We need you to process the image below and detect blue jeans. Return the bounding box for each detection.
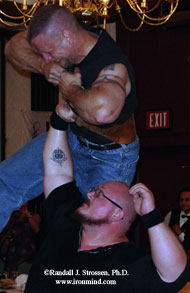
[0,133,46,232]
[68,128,140,197]
[0,130,139,232]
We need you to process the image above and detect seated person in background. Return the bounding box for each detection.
[25,118,189,292]
[0,203,40,278]
[165,188,190,260]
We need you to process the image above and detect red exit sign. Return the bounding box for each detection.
[146,110,170,130]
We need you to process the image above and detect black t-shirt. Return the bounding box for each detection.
[25,182,189,293]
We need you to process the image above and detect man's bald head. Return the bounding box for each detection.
[74,181,136,235]
[99,181,136,229]
[27,5,79,43]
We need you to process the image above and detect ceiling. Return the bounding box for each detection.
[0,0,190,31]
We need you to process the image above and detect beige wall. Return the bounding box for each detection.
[5,62,51,158]
[5,63,31,158]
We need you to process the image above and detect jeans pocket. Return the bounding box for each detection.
[91,149,123,168]
[126,155,139,170]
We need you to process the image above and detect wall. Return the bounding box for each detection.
[5,62,51,158]
[5,63,30,157]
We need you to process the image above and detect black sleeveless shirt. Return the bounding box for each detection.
[70,25,138,144]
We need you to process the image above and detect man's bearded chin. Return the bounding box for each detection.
[72,208,109,226]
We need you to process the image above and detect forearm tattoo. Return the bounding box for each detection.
[93,74,126,95]
[51,148,67,167]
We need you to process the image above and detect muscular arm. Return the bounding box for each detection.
[129,183,187,283]
[5,32,130,125]
[59,63,131,125]
[43,126,73,198]
[5,31,64,85]
[5,31,45,73]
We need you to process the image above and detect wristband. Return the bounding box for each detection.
[140,209,164,229]
[50,110,68,131]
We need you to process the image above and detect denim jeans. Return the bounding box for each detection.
[68,128,140,197]
[0,133,46,232]
[0,129,139,232]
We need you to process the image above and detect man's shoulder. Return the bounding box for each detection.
[49,181,75,192]
[43,181,83,215]
[109,241,150,262]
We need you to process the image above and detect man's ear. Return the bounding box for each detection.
[111,208,124,223]
[62,30,73,47]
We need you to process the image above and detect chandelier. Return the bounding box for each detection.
[0,0,179,31]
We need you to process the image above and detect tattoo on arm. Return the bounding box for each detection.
[51,148,67,167]
[92,74,126,95]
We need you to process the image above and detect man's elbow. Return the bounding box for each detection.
[159,257,187,283]
[94,108,120,124]
[4,41,11,58]
[4,34,17,57]
[4,40,17,66]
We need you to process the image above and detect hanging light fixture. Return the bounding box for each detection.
[0,0,179,31]
[115,0,180,31]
